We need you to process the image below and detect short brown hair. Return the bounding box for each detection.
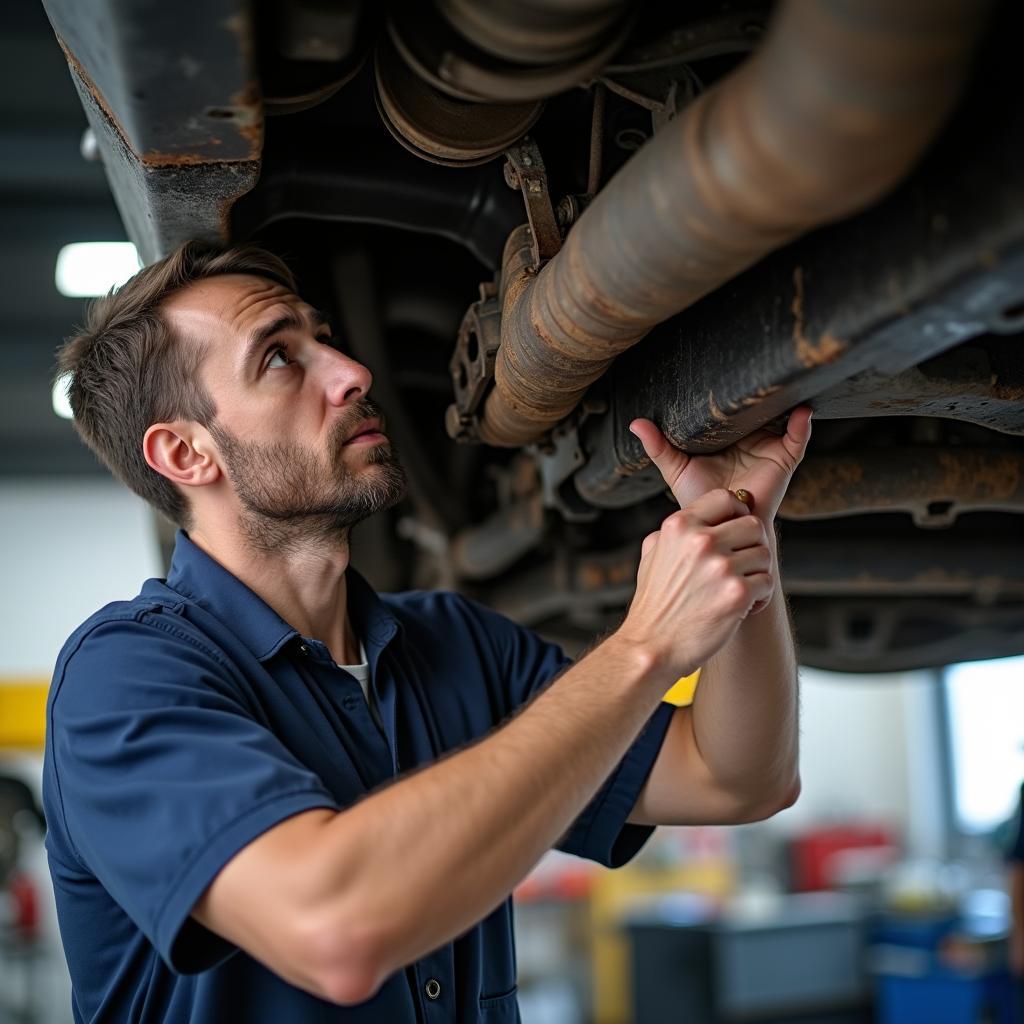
[57,239,297,528]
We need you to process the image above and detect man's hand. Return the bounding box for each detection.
[630,406,812,614]
[622,415,809,828]
[619,488,773,679]
[629,406,813,525]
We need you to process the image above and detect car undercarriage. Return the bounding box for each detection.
[41,0,1024,671]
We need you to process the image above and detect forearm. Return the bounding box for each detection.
[692,534,800,804]
[322,635,666,981]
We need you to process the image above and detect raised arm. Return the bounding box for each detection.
[193,489,771,1005]
[626,408,811,826]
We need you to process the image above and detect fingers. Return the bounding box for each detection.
[686,487,753,526]
[731,546,772,578]
[742,573,775,611]
[657,510,768,559]
[629,418,689,492]
[715,514,767,552]
[729,562,774,605]
[655,510,772,583]
[624,493,776,672]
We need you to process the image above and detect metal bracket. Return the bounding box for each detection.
[446,138,564,441]
[531,399,607,522]
[503,137,563,267]
[445,281,502,442]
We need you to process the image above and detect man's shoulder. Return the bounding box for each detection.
[47,580,252,750]
[53,580,206,685]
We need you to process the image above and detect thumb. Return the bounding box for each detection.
[783,406,814,463]
[630,418,690,493]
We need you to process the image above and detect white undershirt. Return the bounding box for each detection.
[338,641,370,701]
[338,641,382,728]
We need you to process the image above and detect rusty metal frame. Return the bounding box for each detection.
[779,449,1024,528]
[41,0,263,263]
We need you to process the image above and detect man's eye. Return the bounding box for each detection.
[266,347,290,369]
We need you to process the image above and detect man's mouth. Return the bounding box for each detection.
[342,418,387,446]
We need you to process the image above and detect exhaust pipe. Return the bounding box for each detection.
[478,0,989,447]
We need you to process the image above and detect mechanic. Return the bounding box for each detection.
[43,240,811,1023]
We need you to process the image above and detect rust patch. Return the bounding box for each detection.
[936,449,1020,501]
[739,384,782,407]
[57,35,261,166]
[781,449,1024,520]
[58,36,125,140]
[707,390,727,422]
[782,457,865,517]
[791,266,846,368]
[229,80,264,153]
[990,374,1024,401]
[790,265,806,352]
[139,149,239,166]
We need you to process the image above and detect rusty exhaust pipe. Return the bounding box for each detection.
[478,0,989,447]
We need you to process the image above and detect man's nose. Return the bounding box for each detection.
[321,346,373,406]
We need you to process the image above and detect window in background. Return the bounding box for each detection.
[945,655,1024,834]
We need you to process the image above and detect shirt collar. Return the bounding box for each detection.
[164,531,400,662]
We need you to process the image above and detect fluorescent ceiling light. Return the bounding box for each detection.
[55,241,140,298]
[52,372,74,420]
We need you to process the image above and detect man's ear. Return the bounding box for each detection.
[143,422,221,490]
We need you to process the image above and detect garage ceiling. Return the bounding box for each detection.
[0,3,125,477]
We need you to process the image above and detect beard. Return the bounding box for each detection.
[209,398,407,554]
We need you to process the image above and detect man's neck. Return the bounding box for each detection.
[188,523,359,665]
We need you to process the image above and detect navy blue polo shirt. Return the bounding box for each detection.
[43,532,674,1023]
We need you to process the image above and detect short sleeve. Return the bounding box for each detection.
[47,614,340,974]
[556,702,674,866]
[455,596,674,868]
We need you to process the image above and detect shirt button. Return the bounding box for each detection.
[298,643,310,656]
[342,695,360,711]
[425,978,441,1001]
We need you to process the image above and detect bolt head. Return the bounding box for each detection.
[556,195,579,227]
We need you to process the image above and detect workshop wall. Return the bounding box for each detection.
[770,668,948,859]
[0,478,162,676]
[0,478,161,1024]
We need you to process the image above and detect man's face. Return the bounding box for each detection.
[163,274,406,548]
